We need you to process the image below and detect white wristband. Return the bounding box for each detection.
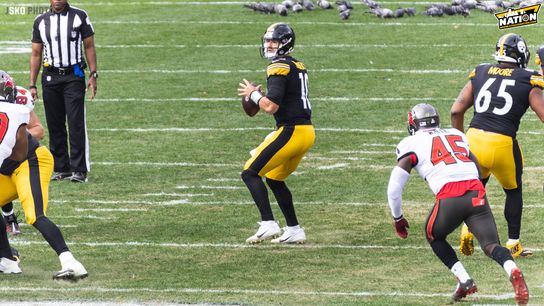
[249,90,264,105]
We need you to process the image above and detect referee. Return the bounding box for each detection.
[29,0,97,183]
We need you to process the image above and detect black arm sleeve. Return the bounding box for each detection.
[266,75,287,105]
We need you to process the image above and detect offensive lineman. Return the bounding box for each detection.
[2,82,45,235]
[0,71,87,280]
[0,78,30,273]
[451,33,544,258]
[237,23,315,244]
[387,103,528,305]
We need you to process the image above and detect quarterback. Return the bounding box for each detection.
[387,103,528,305]
[237,23,315,244]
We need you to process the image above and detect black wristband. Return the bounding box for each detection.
[393,215,404,222]
[29,85,37,90]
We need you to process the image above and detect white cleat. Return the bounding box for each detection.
[53,259,88,282]
[0,257,22,274]
[246,221,281,244]
[271,226,306,244]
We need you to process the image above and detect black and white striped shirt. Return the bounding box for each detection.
[32,4,94,68]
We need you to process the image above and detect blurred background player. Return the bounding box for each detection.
[387,103,528,305]
[0,74,45,236]
[535,45,544,76]
[237,23,315,244]
[451,33,544,258]
[0,71,88,280]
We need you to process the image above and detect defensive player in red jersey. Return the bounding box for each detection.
[388,103,529,305]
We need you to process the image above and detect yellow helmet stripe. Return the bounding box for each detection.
[498,33,514,56]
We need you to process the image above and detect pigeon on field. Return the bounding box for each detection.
[497,1,515,8]
[476,1,499,12]
[369,7,394,17]
[243,2,275,13]
[443,4,469,16]
[336,0,353,9]
[317,0,333,9]
[339,8,351,19]
[403,7,416,16]
[361,0,381,9]
[292,2,304,12]
[302,0,315,10]
[282,0,294,7]
[423,6,444,16]
[275,4,288,15]
[460,0,477,9]
[394,8,405,17]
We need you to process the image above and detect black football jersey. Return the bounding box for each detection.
[469,63,544,138]
[265,56,312,126]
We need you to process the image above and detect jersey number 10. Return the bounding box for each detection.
[298,72,311,110]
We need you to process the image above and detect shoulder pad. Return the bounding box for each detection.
[530,74,544,89]
[267,62,290,77]
[15,86,35,111]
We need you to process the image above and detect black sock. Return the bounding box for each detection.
[241,169,274,221]
[266,178,298,226]
[491,245,514,266]
[33,217,69,255]
[504,187,522,239]
[430,239,459,269]
[0,216,15,260]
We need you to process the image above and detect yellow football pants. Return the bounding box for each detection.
[244,125,315,181]
[0,146,54,224]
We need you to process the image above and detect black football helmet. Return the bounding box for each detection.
[260,23,295,59]
[0,70,15,103]
[407,103,440,135]
[494,33,530,68]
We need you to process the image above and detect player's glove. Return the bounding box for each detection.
[393,215,409,239]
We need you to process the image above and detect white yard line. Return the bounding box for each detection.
[46,199,544,209]
[8,240,544,254]
[88,161,544,173]
[143,192,214,197]
[0,287,536,301]
[176,185,244,190]
[74,208,148,212]
[87,127,544,136]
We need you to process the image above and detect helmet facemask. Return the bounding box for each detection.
[407,103,440,135]
[0,71,15,104]
[494,33,530,68]
[260,23,295,59]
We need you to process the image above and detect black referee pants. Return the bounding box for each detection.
[42,72,89,174]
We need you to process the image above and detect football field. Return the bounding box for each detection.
[1,1,544,305]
